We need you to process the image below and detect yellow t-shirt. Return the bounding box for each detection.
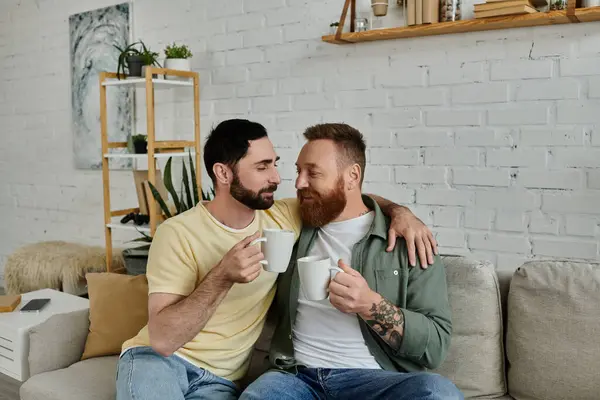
[122,198,301,381]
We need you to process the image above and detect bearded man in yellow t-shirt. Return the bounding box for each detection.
[116,119,438,400]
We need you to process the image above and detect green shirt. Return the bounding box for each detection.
[269,195,452,373]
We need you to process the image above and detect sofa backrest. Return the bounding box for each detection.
[434,255,507,398]
[506,260,600,400]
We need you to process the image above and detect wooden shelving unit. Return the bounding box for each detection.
[323,0,600,44]
[99,67,201,272]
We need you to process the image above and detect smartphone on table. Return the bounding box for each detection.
[20,298,51,313]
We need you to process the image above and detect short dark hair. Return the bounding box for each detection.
[303,123,367,184]
[204,119,268,184]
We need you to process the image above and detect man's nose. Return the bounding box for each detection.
[270,169,281,185]
[295,174,307,190]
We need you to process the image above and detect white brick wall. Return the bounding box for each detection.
[1,0,600,281]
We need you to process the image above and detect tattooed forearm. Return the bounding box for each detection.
[361,297,405,351]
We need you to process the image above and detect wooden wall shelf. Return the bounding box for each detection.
[322,7,600,44]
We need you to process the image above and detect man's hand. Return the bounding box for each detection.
[214,232,264,284]
[388,207,437,268]
[329,259,380,315]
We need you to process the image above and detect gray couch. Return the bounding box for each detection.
[19,256,600,400]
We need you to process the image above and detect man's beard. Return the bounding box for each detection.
[230,172,277,210]
[298,177,347,227]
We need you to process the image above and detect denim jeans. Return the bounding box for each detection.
[240,367,464,400]
[116,346,239,400]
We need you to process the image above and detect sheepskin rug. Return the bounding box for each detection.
[5,241,124,295]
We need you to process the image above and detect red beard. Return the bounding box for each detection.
[298,177,347,227]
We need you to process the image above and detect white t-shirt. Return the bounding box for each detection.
[292,212,381,369]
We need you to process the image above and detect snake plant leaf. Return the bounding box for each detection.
[189,150,199,205]
[148,181,172,218]
[163,157,182,214]
[182,161,193,210]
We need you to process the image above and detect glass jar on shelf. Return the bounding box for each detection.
[549,0,566,10]
[440,0,462,21]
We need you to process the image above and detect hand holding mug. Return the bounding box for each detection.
[216,232,264,284]
[329,259,380,315]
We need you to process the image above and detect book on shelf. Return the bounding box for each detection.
[475,3,537,17]
[408,0,439,25]
[484,0,546,6]
[475,0,534,11]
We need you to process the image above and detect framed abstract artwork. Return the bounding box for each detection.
[69,3,133,169]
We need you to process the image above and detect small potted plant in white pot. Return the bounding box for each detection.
[163,42,193,81]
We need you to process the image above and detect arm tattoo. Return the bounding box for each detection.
[364,298,405,351]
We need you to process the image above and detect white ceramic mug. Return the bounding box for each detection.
[250,229,295,273]
[297,256,344,301]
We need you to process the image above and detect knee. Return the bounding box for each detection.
[410,374,463,400]
[240,372,291,400]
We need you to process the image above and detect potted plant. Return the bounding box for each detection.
[123,152,214,275]
[163,42,193,81]
[372,0,389,16]
[114,40,161,79]
[131,134,147,154]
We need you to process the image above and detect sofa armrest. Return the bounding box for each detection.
[27,309,90,377]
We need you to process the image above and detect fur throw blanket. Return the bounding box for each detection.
[5,241,124,295]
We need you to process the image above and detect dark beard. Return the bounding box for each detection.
[230,172,277,210]
[298,177,347,227]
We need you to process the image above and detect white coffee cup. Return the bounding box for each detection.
[250,229,295,273]
[297,256,344,301]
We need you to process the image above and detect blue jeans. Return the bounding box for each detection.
[240,367,463,400]
[116,346,239,400]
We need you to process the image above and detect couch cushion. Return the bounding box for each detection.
[434,255,507,398]
[82,273,149,360]
[20,356,118,400]
[507,261,600,400]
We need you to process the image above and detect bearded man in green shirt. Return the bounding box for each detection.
[240,123,463,400]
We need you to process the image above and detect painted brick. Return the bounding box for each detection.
[362,183,415,204]
[551,149,600,168]
[395,167,447,184]
[520,128,585,146]
[324,73,372,92]
[374,67,426,88]
[212,66,247,84]
[293,93,335,111]
[338,90,387,109]
[429,62,484,85]
[588,76,600,98]
[433,229,467,248]
[560,58,600,77]
[372,110,422,128]
[433,207,462,228]
[226,48,264,65]
[532,239,597,259]
[244,0,286,12]
[451,83,508,104]
[393,87,446,107]
[369,149,420,165]
[542,193,600,214]
[556,101,600,124]
[488,106,549,126]
[416,189,474,206]
[469,232,531,254]
[265,7,307,26]
[476,190,539,210]
[227,13,264,32]
[529,212,560,235]
[215,99,250,114]
[201,84,236,100]
[455,129,514,147]
[453,168,510,187]
[496,211,527,232]
[487,149,546,167]
[249,62,290,80]
[208,33,243,51]
[514,79,579,101]
[237,80,277,97]
[588,171,600,189]
[491,59,553,80]
[425,148,479,166]
[252,96,291,112]
[518,169,583,190]
[565,215,597,236]
[244,27,283,47]
[465,209,495,230]
[364,166,392,183]
[280,77,321,94]
[426,110,482,127]
[396,130,453,147]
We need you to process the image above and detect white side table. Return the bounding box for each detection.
[0,289,89,381]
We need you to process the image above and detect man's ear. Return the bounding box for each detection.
[347,163,362,191]
[213,163,231,186]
